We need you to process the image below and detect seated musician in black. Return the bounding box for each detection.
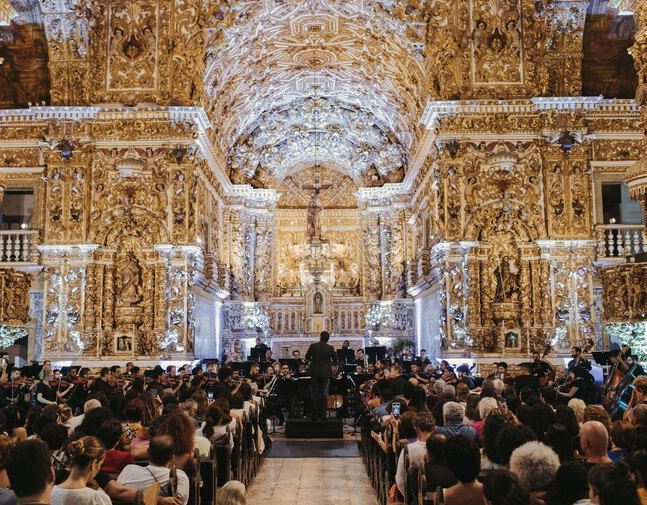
[626,355,646,376]
[264,349,277,365]
[567,346,591,372]
[291,349,305,371]
[408,363,430,385]
[456,364,475,389]
[146,366,166,395]
[266,363,295,425]
[417,349,432,367]
[90,367,113,396]
[530,351,554,381]
[556,367,588,402]
[513,363,539,395]
[354,349,366,368]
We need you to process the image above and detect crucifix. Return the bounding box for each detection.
[302,172,331,240]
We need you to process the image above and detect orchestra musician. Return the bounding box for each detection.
[456,364,475,389]
[438,360,458,385]
[416,349,432,367]
[487,362,512,381]
[626,355,646,376]
[408,363,430,385]
[530,351,555,384]
[354,349,367,368]
[567,346,592,372]
[264,349,276,366]
[291,349,305,371]
[38,360,52,381]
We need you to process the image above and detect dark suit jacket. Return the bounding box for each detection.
[306,341,337,378]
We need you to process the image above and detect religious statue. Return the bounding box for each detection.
[307,189,322,239]
[117,251,142,305]
[494,255,519,302]
[314,291,323,314]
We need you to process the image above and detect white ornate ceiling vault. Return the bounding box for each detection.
[204,0,428,189]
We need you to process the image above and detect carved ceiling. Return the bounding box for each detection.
[205,0,428,188]
[582,0,638,98]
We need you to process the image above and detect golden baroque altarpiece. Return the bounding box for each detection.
[0,0,646,362]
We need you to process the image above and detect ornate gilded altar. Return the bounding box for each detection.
[0,0,645,363]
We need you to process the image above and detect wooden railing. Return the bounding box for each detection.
[0,230,39,263]
[596,224,646,259]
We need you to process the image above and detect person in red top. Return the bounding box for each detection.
[96,419,134,474]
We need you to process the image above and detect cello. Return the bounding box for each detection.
[605,363,639,420]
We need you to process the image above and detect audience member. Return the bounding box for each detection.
[51,436,111,505]
[588,462,640,505]
[6,439,54,505]
[509,441,560,499]
[215,480,245,505]
[441,435,486,505]
[579,421,612,471]
[482,469,530,505]
[424,434,457,491]
[117,435,189,505]
[436,402,478,443]
[395,412,435,495]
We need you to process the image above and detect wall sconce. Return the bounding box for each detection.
[58,139,73,161]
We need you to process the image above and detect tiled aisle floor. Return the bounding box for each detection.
[245,457,379,505]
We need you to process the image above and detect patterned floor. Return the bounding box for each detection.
[245,456,379,505]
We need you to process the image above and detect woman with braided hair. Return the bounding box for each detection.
[51,435,111,505]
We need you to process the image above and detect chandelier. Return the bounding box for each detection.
[0,1,18,27]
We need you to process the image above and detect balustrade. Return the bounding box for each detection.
[595,224,647,259]
[0,231,38,263]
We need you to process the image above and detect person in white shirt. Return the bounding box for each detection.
[67,399,102,433]
[395,411,436,496]
[51,435,112,505]
[117,435,190,505]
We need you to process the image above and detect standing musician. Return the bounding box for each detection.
[305,330,337,422]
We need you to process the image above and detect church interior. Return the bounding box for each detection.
[0,0,645,370]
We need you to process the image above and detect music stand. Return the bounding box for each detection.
[336,349,355,365]
[592,351,612,367]
[228,361,255,376]
[279,359,300,372]
[249,348,265,363]
[365,346,386,364]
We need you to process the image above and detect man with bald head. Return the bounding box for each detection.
[579,420,612,471]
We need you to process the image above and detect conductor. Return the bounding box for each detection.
[306,330,338,421]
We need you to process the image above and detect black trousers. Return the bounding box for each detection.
[310,376,329,420]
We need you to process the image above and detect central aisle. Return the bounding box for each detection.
[245,456,379,505]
